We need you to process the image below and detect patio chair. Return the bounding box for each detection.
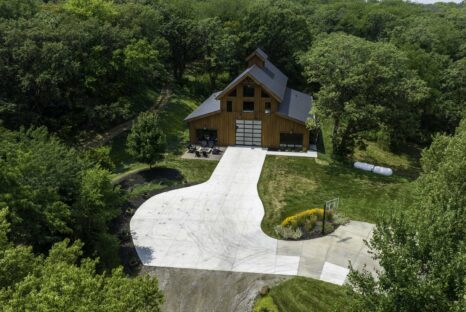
[212,148,221,155]
[187,144,196,153]
[195,150,201,157]
[202,150,209,158]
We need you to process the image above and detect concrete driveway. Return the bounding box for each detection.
[131,146,379,285]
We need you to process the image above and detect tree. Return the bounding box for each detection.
[0,211,164,311]
[300,33,428,158]
[127,112,166,168]
[240,0,312,85]
[0,126,122,267]
[159,3,204,82]
[347,120,466,311]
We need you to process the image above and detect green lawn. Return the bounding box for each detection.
[258,155,415,237]
[107,89,217,190]
[254,277,352,312]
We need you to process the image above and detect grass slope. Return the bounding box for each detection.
[108,90,217,188]
[254,277,351,312]
[259,155,414,237]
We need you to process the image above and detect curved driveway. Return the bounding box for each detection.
[131,146,378,285]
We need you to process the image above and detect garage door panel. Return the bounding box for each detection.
[236,119,262,146]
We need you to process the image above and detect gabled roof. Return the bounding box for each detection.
[184,92,221,121]
[185,49,313,124]
[277,88,313,124]
[215,61,288,102]
[246,48,268,62]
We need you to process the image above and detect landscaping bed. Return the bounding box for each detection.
[274,208,349,240]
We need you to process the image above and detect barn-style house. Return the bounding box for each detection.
[185,48,314,150]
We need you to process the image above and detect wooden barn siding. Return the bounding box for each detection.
[188,82,309,149]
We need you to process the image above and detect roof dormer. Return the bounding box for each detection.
[246,48,268,68]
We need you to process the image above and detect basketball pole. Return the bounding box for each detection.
[322,202,326,235]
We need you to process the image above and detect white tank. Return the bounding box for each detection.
[373,166,393,176]
[353,161,375,172]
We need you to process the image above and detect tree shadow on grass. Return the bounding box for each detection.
[117,167,184,190]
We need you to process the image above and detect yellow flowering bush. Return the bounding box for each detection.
[282,208,333,228]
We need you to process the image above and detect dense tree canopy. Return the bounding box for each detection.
[0,127,122,267]
[348,120,466,311]
[0,210,164,311]
[301,33,428,157]
[0,0,463,145]
[0,1,464,309]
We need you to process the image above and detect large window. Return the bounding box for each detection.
[243,101,254,112]
[280,133,303,147]
[227,101,233,112]
[243,85,255,97]
[261,90,270,98]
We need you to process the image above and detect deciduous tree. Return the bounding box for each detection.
[127,112,166,168]
[348,120,466,311]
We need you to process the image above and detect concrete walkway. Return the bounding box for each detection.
[131,146,379,285]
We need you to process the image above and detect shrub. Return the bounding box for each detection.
[281,208,326,228]
[274,225,303,240]
[253,295,279,312]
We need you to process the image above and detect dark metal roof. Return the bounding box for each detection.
[246,48,268,61]
[184,92,221,121]
[215,62,288,102]
[278,88,313,124]
[186,49,313,124]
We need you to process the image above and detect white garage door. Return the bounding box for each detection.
[236,120,262,146]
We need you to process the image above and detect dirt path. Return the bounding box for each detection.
[85,88,172,148]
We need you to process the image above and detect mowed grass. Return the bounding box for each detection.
[108,90,217,187]
[254,277,352,312]
[258,155,414,237]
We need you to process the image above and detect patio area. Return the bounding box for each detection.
[181,144,226,161]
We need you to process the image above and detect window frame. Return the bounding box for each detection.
[243,85,255,97]
[243,101,255,112]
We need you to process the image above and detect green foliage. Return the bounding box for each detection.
[301,32,428,158]
[348,119,466,311]
[0,127,122,267]
[253,295,279,312]
[63,0,117,20]
[127,112,166,167]
[84,146,116,171]
[0,217,164,312]
[0,0,39,19]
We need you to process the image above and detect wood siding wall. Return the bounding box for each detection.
[188,81,309,150]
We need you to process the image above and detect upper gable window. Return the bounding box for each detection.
[243,85,255,97]
[261,90,270,98]
[227,101,233,112]
[228,88,237,97]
